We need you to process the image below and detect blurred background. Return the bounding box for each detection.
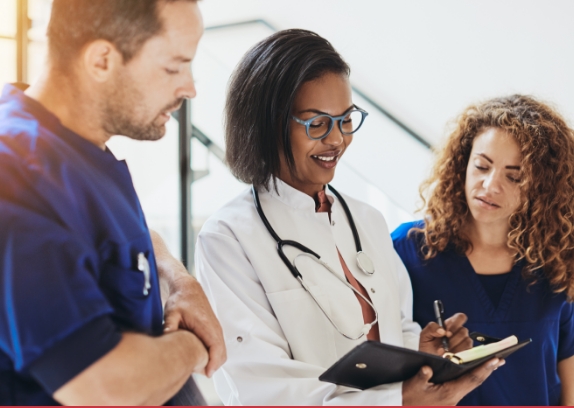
[2,0,574,404]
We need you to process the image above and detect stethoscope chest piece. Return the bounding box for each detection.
[356,251,375,275]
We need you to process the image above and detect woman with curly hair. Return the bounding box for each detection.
[392,95,574,405]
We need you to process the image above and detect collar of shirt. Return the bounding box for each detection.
[0,84,122,170]
[265,178,335,212]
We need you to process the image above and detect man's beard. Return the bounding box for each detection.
[102,76,183,141]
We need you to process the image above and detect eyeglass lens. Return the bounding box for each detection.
[308,110,364,139]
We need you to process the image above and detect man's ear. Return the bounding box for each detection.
[82,40,123,83]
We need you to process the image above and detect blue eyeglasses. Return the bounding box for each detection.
[291,105,369,140]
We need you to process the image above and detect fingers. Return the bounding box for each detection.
[420,313,473,356]
[444,313,468,336]
[448,358,503,400]
[163,310,182,333]
[190,314,226,377]
[186,332,210,376]
[442,313,471,353]
[421,321,446,340]
[447,326,472,353]
[205,341,227,378]
[424,313,469,340]
[401,366,434,405]
[173,278,227,376]
[163,275,227,376]
[190,296,226,376]
[419,322,450,355]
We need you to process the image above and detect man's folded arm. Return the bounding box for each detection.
[51,329,208,406]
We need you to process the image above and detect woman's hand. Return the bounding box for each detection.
[402,358,505,406]
[418,313,473,356]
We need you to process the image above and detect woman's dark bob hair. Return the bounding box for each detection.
[225,29,350,190]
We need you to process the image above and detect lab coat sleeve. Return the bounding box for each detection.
[196,230,404,406]
[394,250,421,351]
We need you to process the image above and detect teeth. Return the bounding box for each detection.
[313,155,336,162]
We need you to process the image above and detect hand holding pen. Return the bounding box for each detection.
[418,301,473,356]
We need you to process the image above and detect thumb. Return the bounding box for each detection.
[163,311,181,333]
[417,365,433,383]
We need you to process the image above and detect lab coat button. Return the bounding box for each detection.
[331,220,335,226]
[237,336,243,343]
[370,288,375,293]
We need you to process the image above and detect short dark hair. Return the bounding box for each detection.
[47,0,196,69]
[225,29,350,190]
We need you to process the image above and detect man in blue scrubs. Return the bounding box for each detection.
[0,0,225,405]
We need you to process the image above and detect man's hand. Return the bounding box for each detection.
[162,273,226,377]
[150,231,226,378]
[419,313,472,356]
[402,358,505,406]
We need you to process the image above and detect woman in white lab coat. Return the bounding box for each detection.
[195,29,503,405]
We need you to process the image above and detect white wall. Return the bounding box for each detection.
[199,0,574,146]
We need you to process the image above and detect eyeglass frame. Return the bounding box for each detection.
[290,105,369,141]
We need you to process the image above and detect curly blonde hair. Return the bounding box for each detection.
[414,95,574,298]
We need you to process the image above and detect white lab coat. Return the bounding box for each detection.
[196,180,421,405]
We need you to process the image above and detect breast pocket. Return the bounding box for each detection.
[266,285,337,367]
[98,234,161,334]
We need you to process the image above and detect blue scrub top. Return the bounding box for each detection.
[392,220,574,406]
[0,85,164,405]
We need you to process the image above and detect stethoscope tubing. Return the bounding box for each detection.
[325,185,363,253]
[252,184,378,340]
[293,253,379,341]
[252,184,362,255]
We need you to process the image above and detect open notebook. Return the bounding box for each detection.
[319,333,531,389]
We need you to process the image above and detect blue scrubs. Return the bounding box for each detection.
[0,85,164,405]
[392,220,574,406]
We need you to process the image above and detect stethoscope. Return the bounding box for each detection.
[252,184,378,340]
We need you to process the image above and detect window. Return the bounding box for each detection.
[0,0,17,84]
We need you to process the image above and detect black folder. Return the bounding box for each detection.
[319,337,531,390]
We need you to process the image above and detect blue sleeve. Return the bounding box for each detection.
[391,221,424,261]
[558,301,574,361]
[0,199,115,377]
[28,316,121,394]
[390,221,417,243]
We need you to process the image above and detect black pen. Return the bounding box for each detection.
[433,300,449,352]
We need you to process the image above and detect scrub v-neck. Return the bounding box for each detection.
[460,255,522,319]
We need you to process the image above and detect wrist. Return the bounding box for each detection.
[156,256,191,289]
[167,272,195,295]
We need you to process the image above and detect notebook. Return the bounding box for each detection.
[319,333,531,390]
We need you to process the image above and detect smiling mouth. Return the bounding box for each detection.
[311,151,341,169]
[312,155,337,162]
